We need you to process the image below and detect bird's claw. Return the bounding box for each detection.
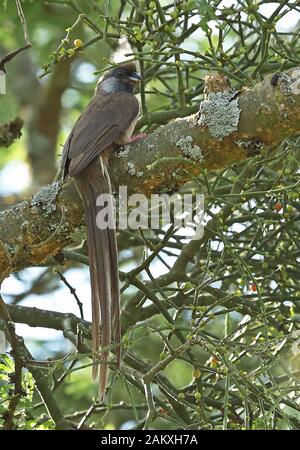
[129,133,147,143]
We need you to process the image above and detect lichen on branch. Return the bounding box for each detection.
[1,67,300,276]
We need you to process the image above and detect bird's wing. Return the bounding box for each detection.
[63,92,139,177]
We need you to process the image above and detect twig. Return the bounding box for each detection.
[15,0,31,46]
[0,0,31,72]
[55,269,84,319]
[77,402,97,429]
[0,46,31,72]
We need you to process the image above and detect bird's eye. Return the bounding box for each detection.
[116,70,123,77]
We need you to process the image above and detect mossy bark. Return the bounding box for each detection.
[1,67,300,277]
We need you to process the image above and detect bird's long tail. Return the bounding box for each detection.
[75,159,121,402]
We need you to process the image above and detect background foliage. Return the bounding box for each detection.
[0,0,300,430]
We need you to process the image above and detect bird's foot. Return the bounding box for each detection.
[129,133,147,143]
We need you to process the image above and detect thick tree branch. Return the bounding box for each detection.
[1,67,300,277]
[5,303,90,335]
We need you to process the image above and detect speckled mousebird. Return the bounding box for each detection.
[61,63,142,401]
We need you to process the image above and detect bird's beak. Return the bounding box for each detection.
[128,72,142,82]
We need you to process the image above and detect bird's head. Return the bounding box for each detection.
[99,63,142,94]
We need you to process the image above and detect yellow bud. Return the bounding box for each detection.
[74,39,83,48]
[193,368,201,379]
[208,356,218,368]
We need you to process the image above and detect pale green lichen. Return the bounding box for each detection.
[290,67,300,95]
[278,73,293,97]
[198,92,241,139]
[47,223,58,232]
[277,72,296,105]
[31,182,60,216]
[117,145,130,159]
[127,161,143,177]
[176,135,204,162]
[127,161,136,175]
[116,145,144,176]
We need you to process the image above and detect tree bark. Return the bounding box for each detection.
[0,67,300,278]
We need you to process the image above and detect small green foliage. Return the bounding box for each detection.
[176,136,204,162]
[0,354,50,430]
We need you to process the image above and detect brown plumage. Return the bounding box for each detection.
[61,63,140,401]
